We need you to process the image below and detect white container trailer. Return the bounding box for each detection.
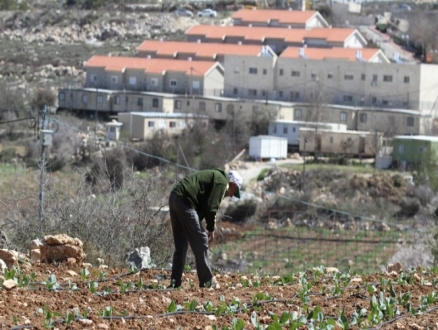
[249,135,288,160]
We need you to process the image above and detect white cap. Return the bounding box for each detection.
[228,170,243,198]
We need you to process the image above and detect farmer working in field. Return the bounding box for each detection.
[169,168,243,288]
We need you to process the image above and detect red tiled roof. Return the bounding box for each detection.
[185,25,358,44]
[280,47,382,62]
[85,55,218,75]
[136,40,269,59]
[232,9,318,24]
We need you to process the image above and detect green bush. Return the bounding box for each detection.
[257,168,269,181]
[0,148,16,162]
[224,200,257,223]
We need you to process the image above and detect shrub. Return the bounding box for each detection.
[223,200,258,223]
[2,166,173,266]
[257,168,269,181]
[0,148,16,163]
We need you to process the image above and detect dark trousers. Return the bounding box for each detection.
[169,191,213,287]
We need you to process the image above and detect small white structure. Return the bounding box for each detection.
[249,135,288,160]
[106,120,123,141]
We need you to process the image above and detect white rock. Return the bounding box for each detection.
[2,279,17,290]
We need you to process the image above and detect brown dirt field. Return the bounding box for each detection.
[1,263,438,329]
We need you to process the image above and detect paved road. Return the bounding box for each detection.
[359,26,418,64]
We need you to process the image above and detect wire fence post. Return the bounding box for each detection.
[38,106,47,226]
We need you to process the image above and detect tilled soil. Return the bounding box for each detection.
[1,263,438,329]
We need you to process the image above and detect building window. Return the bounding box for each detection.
[111,76,118,84]
[340,112,347,122]
[227,104,234,114]
[279,91,283,97]
[249,89,257,96]
[152,98,159,108]
[114,96,120,105]
[407,116,414,127]
[169,121,176,128]
[404,76,410,84]
[199,101,206,111]
[148,121,155,128]
[398,144,404,154]
[361,74,366,81]
[294,109,302,119]
[330,137,334,143]
[233,88,238,95]
[383,75,393,82]
[263,69,267,75]
[59,92,65,101]
[382,100,390,106]
[283,127,288,134]
[170,79,177,87]
[192,81,200,90]
[371,96,377,104]
[82,94,88,103]
[273,126,277,133]
[279,69,284,76]
[97,95,103,104]
[327,73,333,79]
[311,73,317,79]
[249,67,257,74]
[109,127,115,133]
[187,101,190,106]
[89,74,97,83]
[215,103,222,112]
[360,113,367,123]
[343,95,353,102]
[129,77,137,85]
[291,70,300,77]
[344,74,354,80]
[137,98,143,106]
[174,100,181,109]
[262,90,267,97]
[150,78,158,86]
[291,91,299,100]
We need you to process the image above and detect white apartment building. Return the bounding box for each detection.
[223,54,438,115]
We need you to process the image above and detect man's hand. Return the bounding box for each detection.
[208,231,215,243]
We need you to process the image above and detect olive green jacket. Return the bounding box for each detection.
[172,169,228,232]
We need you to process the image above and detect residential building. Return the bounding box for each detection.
[84,55,224,96]
[58,89,179,114]
[280,47,390,63]
[268,120,347,145]
[137,40,276,64]
[223,55,438,115]
[231,9,329,29]
[117,112,209,140]
[57,88,284,121]
[278,103,432,135]
[392,135,438,164]
[299,128,384,157]
[185,26,367,53]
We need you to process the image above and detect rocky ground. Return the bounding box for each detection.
[0,7,221,101]
[1,261,438,329]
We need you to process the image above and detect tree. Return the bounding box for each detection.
[31,89,56,111]
[414,149,438,192]
[409,13,438,61]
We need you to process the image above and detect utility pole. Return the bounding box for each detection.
[190,67,193,96]
[95,82,99,147]
[38,106,47,224]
